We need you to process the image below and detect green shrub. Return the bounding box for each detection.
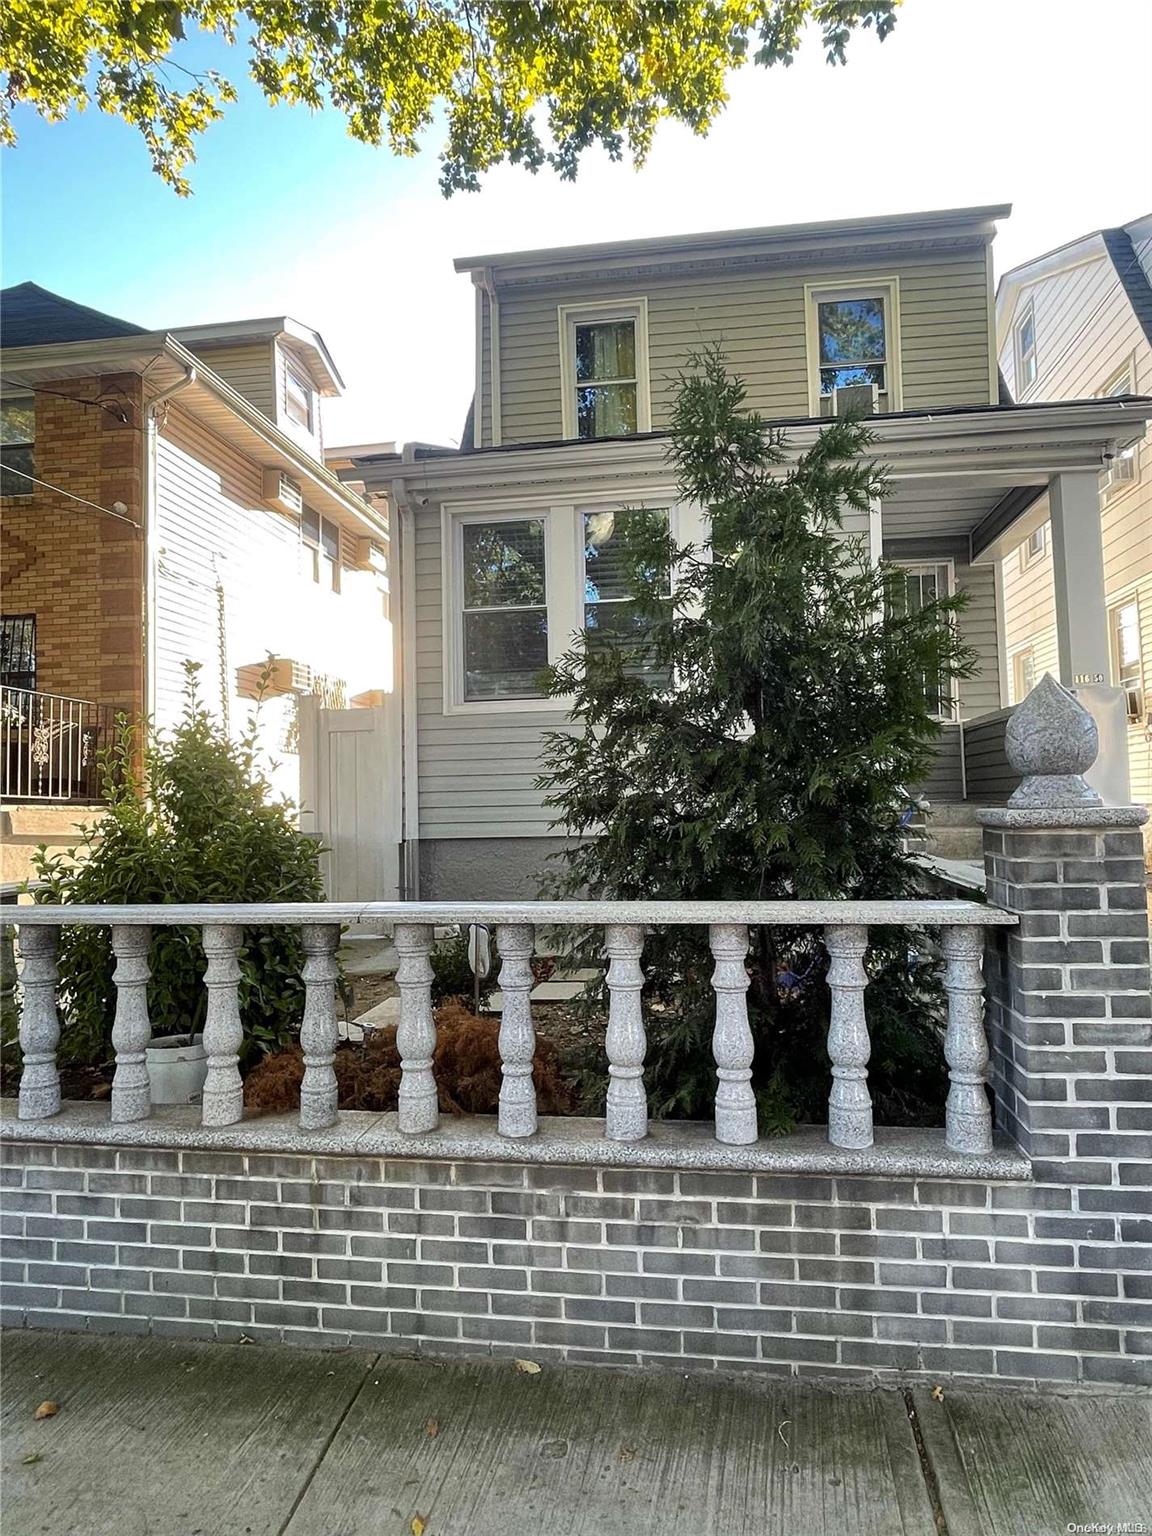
[29,661,327,1067]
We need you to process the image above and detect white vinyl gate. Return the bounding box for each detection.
[298,697,401,901]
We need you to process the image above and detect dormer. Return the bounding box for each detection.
[457,205,1009,450]
[170,316,343,461]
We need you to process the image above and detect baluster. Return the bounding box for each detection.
[605,924,647,1142]
[395,923,438,1134]
[496,924,537,1138]
[942,926,993,1153]
[709,924,757,1145]
[201,925,244,1126]
[299,924,342,1131]
[17,925,61,1120]
[110,925,153,1123]
[825,924,873,1149]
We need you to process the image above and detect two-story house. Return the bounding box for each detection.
[0,283,399,896]
[345,206,1152,900]
[995,214,1152,822]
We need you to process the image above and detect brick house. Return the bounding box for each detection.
[1,285,397,893]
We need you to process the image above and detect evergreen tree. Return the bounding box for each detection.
[538,348,976,1130]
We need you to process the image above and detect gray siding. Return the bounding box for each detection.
[183,340,277,420]
[496,247,995,445]
[884,535,1002,720]
[914,724,964,801]
[413,504,573,842]
[962,710,1019,804]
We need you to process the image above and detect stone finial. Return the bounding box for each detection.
[1006,674,1102,808]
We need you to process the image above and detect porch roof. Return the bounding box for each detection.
[348,395,1152,562]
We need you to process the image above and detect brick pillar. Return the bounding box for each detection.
[978,675,1150,1173]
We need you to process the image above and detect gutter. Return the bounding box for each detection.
[143,359,198,722]
[391,469,422,899]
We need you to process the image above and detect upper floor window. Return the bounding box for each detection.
[1110,598,1144,722]
[806,281,900,417]
[1020,521,1048,571]
[285,365,315,431]
[559,300,651,440]
[302,507,340,591]
[1014,302,1037,393]
[1100,360,1140,496]
[583,507,671,679]
[0,397,35,496]
[460,517,549,701]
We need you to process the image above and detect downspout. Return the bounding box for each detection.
[392,470,421,899]
[476,267,502,447]
[143,358,198,722]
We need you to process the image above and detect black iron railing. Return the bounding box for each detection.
[0,686,113,802]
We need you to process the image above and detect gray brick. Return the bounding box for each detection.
[604,1170,676,1195]
[682,1278,757,1305]
[492,1243,562,1269]
[682,1226,756,1252]
[1083,1356,1152,1386]
[533,1220,602,1244]
[567,1247,636,1273]
[494,1291,562,1319]
[798,1258,876,1285]
[994,1241,1074,1267]
[421,1289,489,1315]
[349,1236,416,1261]
[756,1177,834,1202]
[679,1172,754,1198]
[876,1208,942,1233]
[684,1331,758,1358]
[461,1316,533,1346]
[535,1321,608,1349]
[459,1266,527,1292]
[759,1229,836,1256]
[840,1233,917,1260]
[523,1166,599,1192]
[878,1262,947,1288]
[758,1283,836,1310]
[997,1295,1077,1323]
[761,1336,838,1364]
[796,1310,875,1338]
[418,1239,489,1264]
[1039,1269,1117,1297]
[954,1320,1034,1348]
[530,1269,602,1296]
[458,1215,528,1240]
[919,1346,995,1375]
[387,1262,453,1287]
[995,1350,1078,1381]
[565,1297,636,1324]
[490,1191,561,1218]
[607,1273,679,1301]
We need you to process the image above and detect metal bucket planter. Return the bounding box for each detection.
[146,1032,208,1105]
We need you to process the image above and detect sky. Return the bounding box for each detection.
[2,0,1151,450]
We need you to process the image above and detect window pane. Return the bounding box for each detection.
[1,401,35,445]
[818,299,886,367]
[577,382,638,439]
[1018,312,1035,355]
[1,614,36,692]
[583,598,668,680]
[1114,603,1141,679]
[464,609,548,700]
[302,507,320,546]
[819,364,885,398]
[0,442,34,496]
[575,322,636,383]
[463,520,546,609]
[583,509,670,602]
[285,370,312,428]
[321,517,339,561]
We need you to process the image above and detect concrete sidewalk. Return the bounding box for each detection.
[2,1332,1150,1536]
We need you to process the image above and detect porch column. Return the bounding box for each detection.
[1047,471,1110,687]
[1047,471,1130,804]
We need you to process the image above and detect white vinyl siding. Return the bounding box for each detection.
[996,239,1152,806]
[493,248,995,445]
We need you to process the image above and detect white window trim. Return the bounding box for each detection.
[441,488,688,715]
[1099,356,1142,498]
[891,557,955,720]
[284,361,316,433]
[1019,521,1048,572]
[1108,593,1145,712]
[804,277,902,417]
[558,298,652,441]
[1013,299,1038,397]
[1009,643,1038,706]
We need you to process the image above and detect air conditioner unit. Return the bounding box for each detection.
[353,537,388,574]
[265,657,313,695]
[262,468,304,517]
[1102,447,1137,493]
[830,383,879,418]
[1123,683,1145,724]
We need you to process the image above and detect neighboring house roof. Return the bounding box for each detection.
[0,282,147,346]
[995,213,1152,346]
[0,284,343,394]
[1101,226,1152,350]
[457,204,1011,285]
[169,316,345,395]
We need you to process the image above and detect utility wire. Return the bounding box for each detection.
[0,465,141,527]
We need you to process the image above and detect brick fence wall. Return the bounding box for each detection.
[1,1145,1148,1386]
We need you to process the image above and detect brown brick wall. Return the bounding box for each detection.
[1,373,146,718]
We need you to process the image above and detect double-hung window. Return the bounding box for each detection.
[1014,302,1038,394]
[889,561,953,718]
[0,398,35,497]
[583,507,671,679]
[1020,522,1048,571]
[808,282,899,416]
[1110,598,1145,722]
[285,366,315,431]
[302,508,340,591]
[460,517,549,701]
[1011,647,1037,706]
[559,301,650,440]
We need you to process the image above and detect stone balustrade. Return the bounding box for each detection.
[11,898,1014,1157]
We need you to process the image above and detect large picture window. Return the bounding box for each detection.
[461,518,549,701]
